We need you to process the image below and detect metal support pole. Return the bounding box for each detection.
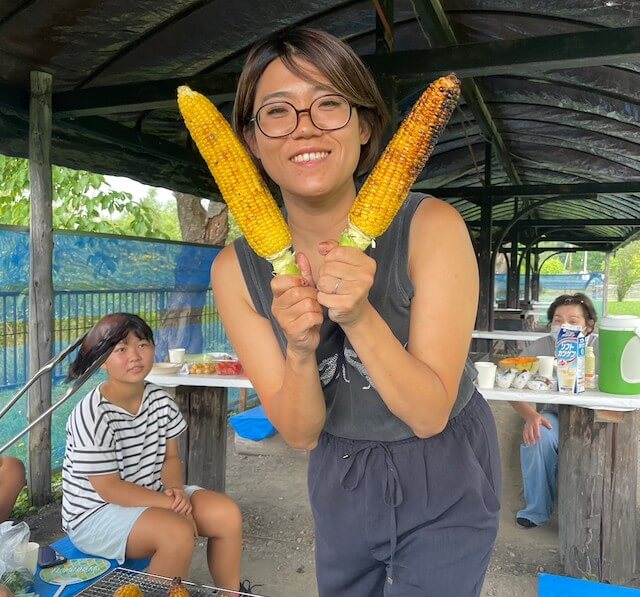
[477,142,493,331]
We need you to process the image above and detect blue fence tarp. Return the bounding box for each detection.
[0,227,218,293]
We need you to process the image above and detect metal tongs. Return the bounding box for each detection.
[0,332,111,454]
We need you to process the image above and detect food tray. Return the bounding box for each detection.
[75,568,266,597]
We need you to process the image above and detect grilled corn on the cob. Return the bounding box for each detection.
[178,73,460,274]
[340,73,461,250]
[177,85,298,275]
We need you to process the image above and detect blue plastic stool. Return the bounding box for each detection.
[34,535,150,597]
[539,573,640,596]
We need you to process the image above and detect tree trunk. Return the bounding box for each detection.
[174,192,228,245]
[154,193,228,361]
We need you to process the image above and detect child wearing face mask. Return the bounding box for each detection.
[509,293,598,528]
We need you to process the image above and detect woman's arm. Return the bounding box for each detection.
[212,245,326,450]
[319,198,478,438]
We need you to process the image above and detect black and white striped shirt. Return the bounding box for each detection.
[62,383,187,532]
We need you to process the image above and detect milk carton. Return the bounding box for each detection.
[556,324,586,393]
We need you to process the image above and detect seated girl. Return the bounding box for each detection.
[62,313,243,592]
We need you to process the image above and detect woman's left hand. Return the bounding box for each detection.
[316,240,376,327]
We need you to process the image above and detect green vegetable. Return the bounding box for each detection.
[0,569,34,595]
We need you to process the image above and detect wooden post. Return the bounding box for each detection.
[28,70,53,506]
[477,143,493,333]
[532,252,540,302]
[523,247,531,303]
[558,406,637,584]
[603,252,611,316]
[238,388,248,412]
[507,234,520,309]
[175,386,228,492]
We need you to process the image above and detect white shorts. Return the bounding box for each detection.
[68,485,203,563]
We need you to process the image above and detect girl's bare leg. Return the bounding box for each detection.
[190,490,243,591]
[0,457,25,523]
[126,507,195,577]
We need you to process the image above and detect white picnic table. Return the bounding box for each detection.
[472,330,547,342]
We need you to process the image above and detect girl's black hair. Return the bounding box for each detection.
[67,313,154,380]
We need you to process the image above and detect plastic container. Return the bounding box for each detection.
[599,316,640,395]
[186,353,242,375]
[185,354,216,375]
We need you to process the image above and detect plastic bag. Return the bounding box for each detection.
[0,521,30,577]
[0,568,34,596]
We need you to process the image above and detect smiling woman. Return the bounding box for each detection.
[207,27,500,597]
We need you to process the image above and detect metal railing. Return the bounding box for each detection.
[0,287,227,388]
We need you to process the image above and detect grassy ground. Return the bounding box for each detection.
[607,300,640,316]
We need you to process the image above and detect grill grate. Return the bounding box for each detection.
[75,568,267,597]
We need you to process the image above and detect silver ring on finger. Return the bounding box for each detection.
[333,278,342,294]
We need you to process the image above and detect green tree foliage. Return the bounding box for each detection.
[113,189,180,240]
[540,256,566,275]
[0,155,161,237]
[611,241,640,302]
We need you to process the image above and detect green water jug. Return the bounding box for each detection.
[598,316,640,395]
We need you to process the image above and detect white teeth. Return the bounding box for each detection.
[292,151,328,163]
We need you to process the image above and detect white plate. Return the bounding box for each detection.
[150,363,183,375]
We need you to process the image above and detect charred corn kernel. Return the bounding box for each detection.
[341,73,461,250]
[177,86,298,275]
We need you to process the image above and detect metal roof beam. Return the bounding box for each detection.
[50,25,640,118]
[53,74,239,118]
[468,219,640,228]
[367,25,640,80]
[0,82,206,172]
[417,182,640,198]
[528,246,614,253]
[409,0,521,186]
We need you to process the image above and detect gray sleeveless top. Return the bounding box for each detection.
[235,192,477,441]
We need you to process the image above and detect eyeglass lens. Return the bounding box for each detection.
[256,95,351,137]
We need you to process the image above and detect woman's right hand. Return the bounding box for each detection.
[270,252,323,357]
[523,413,553,446]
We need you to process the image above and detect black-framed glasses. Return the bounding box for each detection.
[249,94,355,138]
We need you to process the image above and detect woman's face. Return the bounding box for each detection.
[551,304,589,333]
[245,57,371,203]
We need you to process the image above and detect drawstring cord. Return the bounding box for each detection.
[339,442,404,584]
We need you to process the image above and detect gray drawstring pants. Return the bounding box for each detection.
[308,391,501,597]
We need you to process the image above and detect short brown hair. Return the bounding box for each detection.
[233,27,389,177]
[67,313,154,380]
[547,293,597,335]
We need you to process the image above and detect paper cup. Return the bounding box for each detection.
[14,541,39,574]
[474,362,497,389]
[168,348,186,363]
[537,356,555,379]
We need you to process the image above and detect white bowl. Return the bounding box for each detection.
[150,363,183,375]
